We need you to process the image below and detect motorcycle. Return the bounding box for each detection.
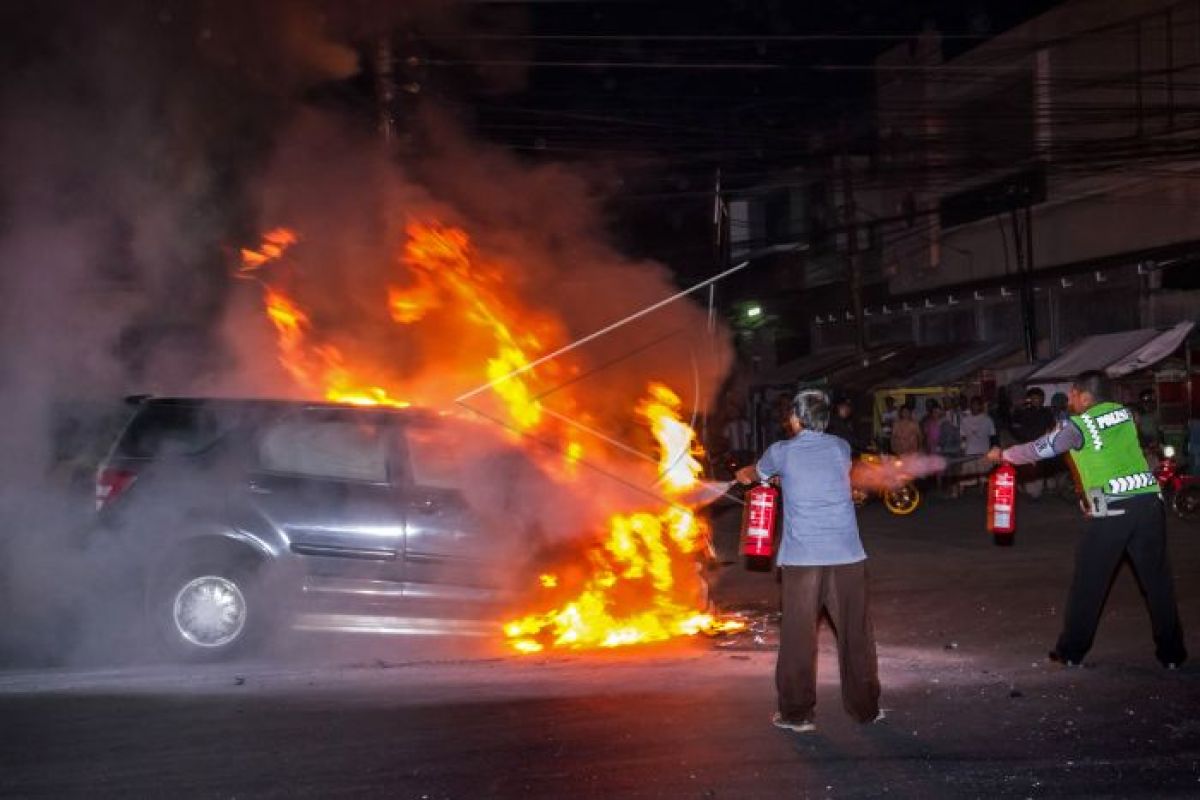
[1152,444,1200,521]
[851,451,922,515]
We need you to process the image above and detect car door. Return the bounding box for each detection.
[396,419,518,610]
[243,408,407,595]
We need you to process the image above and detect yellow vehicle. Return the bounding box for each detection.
[851,451,922,515]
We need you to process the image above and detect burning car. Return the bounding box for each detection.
[93,396,545,660]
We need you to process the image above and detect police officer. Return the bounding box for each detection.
[987,370,1187,669]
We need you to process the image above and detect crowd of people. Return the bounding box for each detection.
[715,382,1181,499]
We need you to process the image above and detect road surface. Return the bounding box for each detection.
[1,492,1198,798]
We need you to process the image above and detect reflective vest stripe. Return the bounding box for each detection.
[1105,472,1156,494]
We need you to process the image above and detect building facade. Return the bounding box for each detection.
[814,0,1200,354]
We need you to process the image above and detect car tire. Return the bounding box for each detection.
[151,557,270,662]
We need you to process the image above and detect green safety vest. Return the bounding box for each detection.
[1069,401,1159,498]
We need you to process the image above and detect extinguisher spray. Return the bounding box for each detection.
[987,461,1017,546]
[741,482,779,571]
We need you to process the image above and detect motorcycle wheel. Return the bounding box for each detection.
[1173,486,1200,521]
[884,483,921,515]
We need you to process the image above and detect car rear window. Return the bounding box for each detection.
[115,403,226,459]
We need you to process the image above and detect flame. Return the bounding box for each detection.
[259,286,411,409]
[240,222,551,425]
[504,383,742,654]
[238,223,744,654]
[639,383,703,492]
[387,272,439,324]
[240,227,298,271]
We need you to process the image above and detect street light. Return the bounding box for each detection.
[745,305,762,320]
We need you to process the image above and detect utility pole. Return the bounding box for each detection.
[375,35,397,147]
[1024,203,1036,359]
[1010,201,1037,363]
[712,167,726,273]
[841,143,866,357]
[703,167,724,453]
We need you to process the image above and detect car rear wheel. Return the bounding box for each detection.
[153,559,268,661]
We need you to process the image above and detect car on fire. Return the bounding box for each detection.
[94,397,546,660]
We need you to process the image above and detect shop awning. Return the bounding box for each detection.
[757,345,863,387]
[1106,321,1195,377]
[882,341,1022,389]
[1026,322,1195,383]
[824,343,968,397]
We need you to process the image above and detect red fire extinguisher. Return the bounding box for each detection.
[987,461,1017,546]
[742,482,779,570]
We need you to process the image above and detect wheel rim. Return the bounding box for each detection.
[172,575,247,648]
[885,485,920,515]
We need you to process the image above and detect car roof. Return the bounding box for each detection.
[131,396,440,423]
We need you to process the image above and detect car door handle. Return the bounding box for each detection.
[247,482,273,495]
[410,498,440,514]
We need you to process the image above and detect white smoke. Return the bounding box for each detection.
[0,0,731,666]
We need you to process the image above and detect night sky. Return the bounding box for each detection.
[425,0,1062,274]
[0,0,1062,381]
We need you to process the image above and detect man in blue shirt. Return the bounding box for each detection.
[737,389,882,733]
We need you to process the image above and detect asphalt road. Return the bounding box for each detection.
[2,492,1199,799]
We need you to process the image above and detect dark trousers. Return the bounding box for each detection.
[777,562,881,723]
[1056,493,1188,665]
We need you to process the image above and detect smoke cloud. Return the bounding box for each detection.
[0,0,731,666]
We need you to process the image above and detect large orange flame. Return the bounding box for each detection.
[239,222,552,424]
[238,224,741,653]
[503,383,740,654]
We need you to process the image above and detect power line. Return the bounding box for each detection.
[422,58,784,70]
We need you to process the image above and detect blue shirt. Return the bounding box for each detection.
[756,431,867,566]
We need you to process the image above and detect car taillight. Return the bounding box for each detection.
[95,468,137,511]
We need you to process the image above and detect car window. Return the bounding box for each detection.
[116,404,224,459]
[403,424,465,489]
[257,414,388,483]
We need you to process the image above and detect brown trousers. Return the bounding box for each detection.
[777,562,881,723]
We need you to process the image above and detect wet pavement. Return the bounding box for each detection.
[2,493,1199,798]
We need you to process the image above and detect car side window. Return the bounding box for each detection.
[403,423,464,489]
[257,413,388,484]
[118,404,224,458]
